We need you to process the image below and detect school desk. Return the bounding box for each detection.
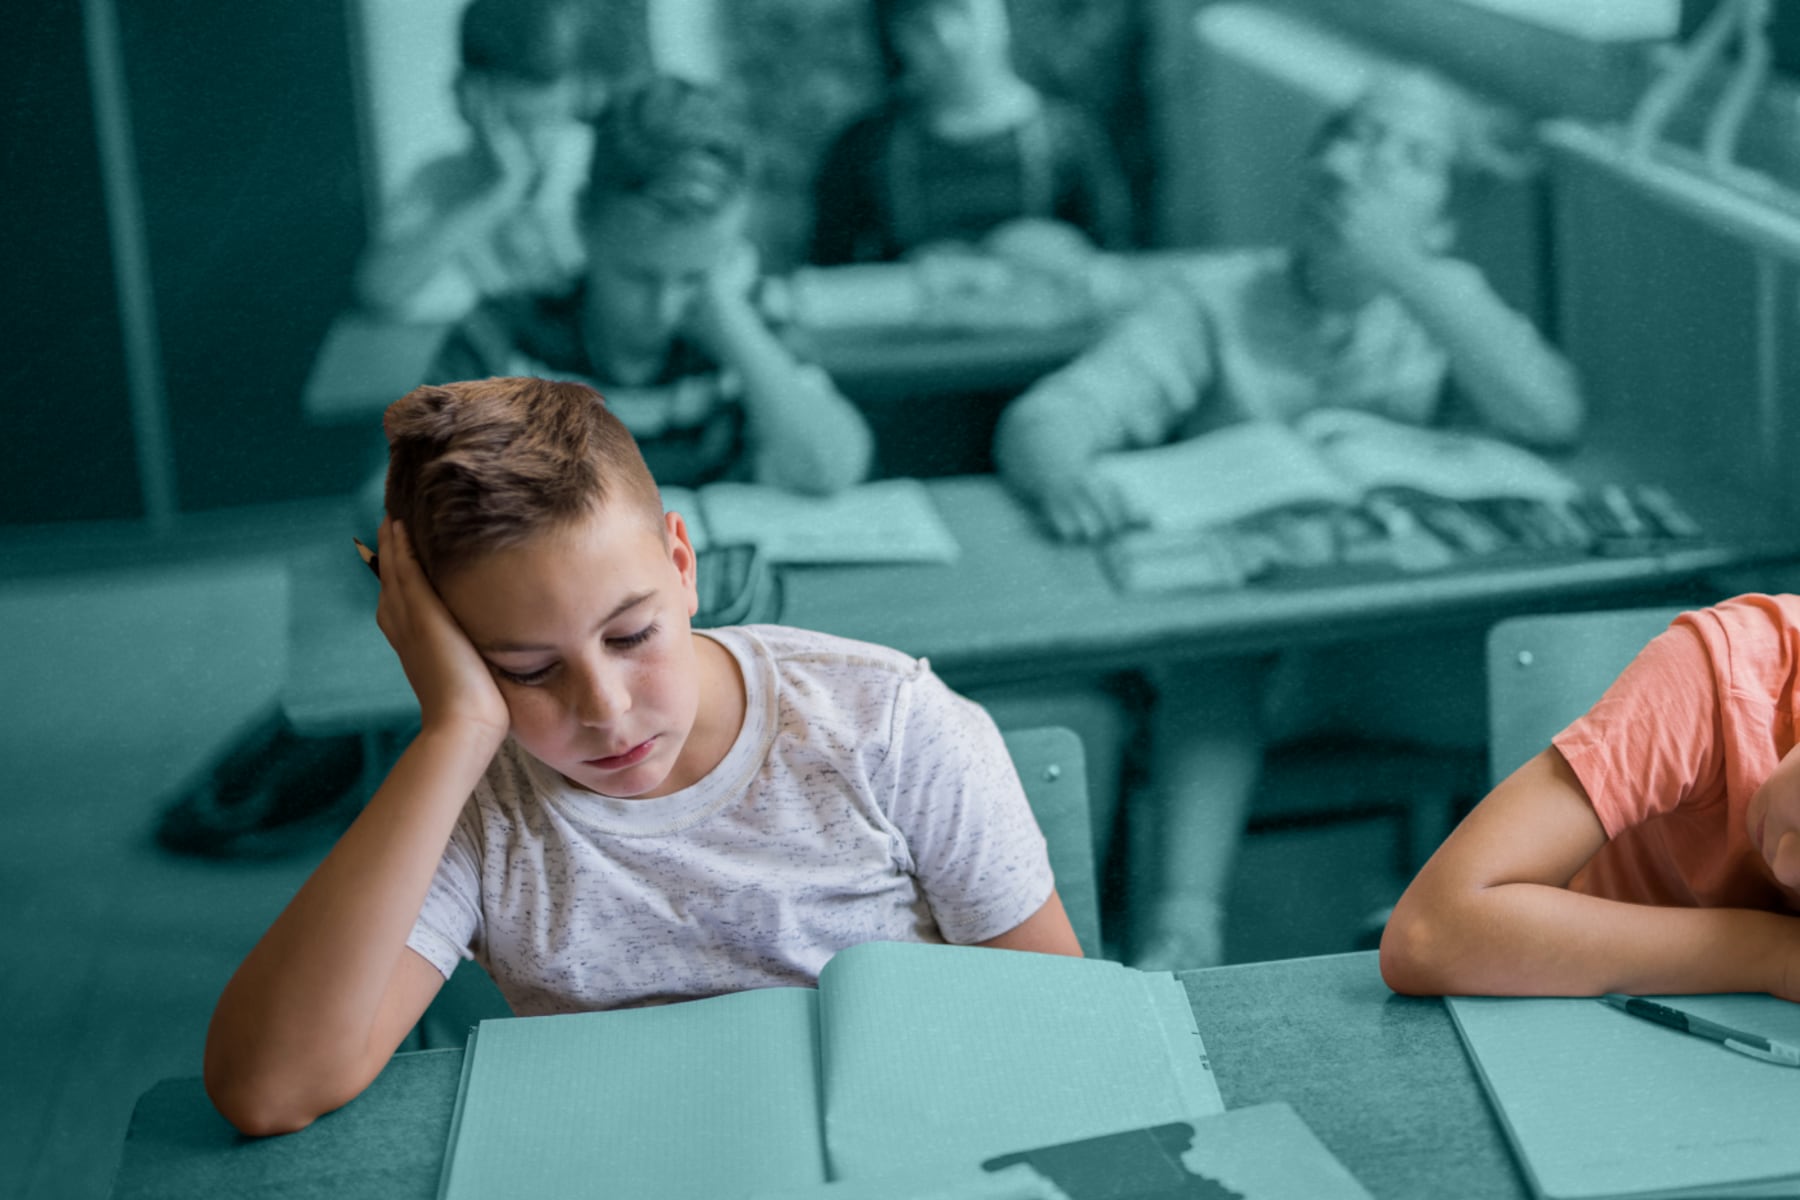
[299,255,1198,430]
[106,951,1531,1200]
[282,468,1779,740]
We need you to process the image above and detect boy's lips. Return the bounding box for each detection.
[586,737,657,770]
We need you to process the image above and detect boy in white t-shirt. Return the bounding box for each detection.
[205,376,1077,1137]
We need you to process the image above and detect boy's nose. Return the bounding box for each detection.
[569,661,630,726]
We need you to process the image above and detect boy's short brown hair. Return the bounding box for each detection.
[585,75,754,222]
[383,376,664,581]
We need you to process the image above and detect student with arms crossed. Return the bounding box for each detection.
[206,377,1078,1137]
[1382,594,1800,1001]
[427,74,874,494]
[809,0,1130,265]
[993,69,1585,970]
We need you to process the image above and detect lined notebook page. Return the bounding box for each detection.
[1447,993,1800,1200]
[817,942,1223,1180]
[437,987,827,1199]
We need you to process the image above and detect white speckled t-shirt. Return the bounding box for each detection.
[405,624,1055,1016]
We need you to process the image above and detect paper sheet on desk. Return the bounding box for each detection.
[1447,993,1800,1200]
[660,478,960,565]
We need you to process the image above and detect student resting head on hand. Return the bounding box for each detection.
[987,67,1587,976]
[429,75,875,496]
[205,376,1075,1138]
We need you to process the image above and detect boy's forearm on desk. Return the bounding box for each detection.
[204,726,493,1128]
[1382,881,1799,998]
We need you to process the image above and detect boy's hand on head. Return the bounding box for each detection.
[461,76,540,201]
[684,238,763,358]
[373,518,512,751]
[1309,182,1438,287]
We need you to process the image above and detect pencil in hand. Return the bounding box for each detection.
[353,537,380,579]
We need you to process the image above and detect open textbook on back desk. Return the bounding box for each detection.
[1447,992,1800,1199]
[435,941,1222,1199]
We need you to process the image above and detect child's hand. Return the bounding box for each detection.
[1032,460,1137,543]
[682,238,763,360]
[373,518,512,749]
[1304,178,1440,288]
[461,77,540,202]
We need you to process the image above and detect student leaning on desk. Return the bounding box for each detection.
[1383,593,1800,1002]
[422,74,873,496]
[206,376,1079,1137]
[350,0,604,325]
[992,68,1586,972]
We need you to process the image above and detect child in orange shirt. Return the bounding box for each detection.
[1382,593,1800,1001]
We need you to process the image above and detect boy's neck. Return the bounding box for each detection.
[1290,245,1381,317]
[677,630,748,791]
[918,71,1039,141]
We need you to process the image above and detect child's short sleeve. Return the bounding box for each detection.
[1551,618,1727,838]
[404,798,486,978]
[876,665,1057,944]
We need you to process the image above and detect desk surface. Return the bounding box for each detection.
[107,951,1529,1200]
[284,470,1777,738]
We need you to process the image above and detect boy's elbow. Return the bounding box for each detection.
[1377,895,1461,996]
[205,1061,323,1138]
[1513,362,1586,450]
[203,1038,369,1138]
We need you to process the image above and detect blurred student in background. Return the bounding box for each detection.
[995,70,1585,970]
[808,0,1130,266]
[353,0,617,324]
[429,75,874,494]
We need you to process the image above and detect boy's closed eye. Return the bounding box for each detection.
[487,622,662,685]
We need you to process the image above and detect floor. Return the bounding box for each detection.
[0,511,1429,1200]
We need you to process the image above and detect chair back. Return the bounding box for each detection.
[1002,725,1103,958]
[1485,606,1692,787]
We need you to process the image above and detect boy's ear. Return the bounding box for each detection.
[664,510,701,618]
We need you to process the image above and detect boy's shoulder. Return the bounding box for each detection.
[714,623,928,684]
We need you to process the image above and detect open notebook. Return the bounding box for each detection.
[744,1102,1373,1199]
[659,478,960,565]
[1092,407,1581,536]
[1447,992,1800,1199]
[435,941,1221,1199]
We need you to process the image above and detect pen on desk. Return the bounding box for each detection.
[353,537,380,579]
[1599,994,1800,1066]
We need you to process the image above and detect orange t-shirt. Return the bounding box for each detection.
[1553,593,1800,911]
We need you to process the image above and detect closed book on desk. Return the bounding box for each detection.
[435,940,1221,1199]
[1447,993,1800,1199]
[658,477,960,564]
[743,1102,1372,1199]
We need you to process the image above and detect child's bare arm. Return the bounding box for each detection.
[688,241,874,494]
[976,890,1083,957]
[1381,748,1800,999]
[992,286,1213,541]
[354,82,545,315]
[1382,254,1584,448]
[204,519,511,1136]
[1327,185,1583,448]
